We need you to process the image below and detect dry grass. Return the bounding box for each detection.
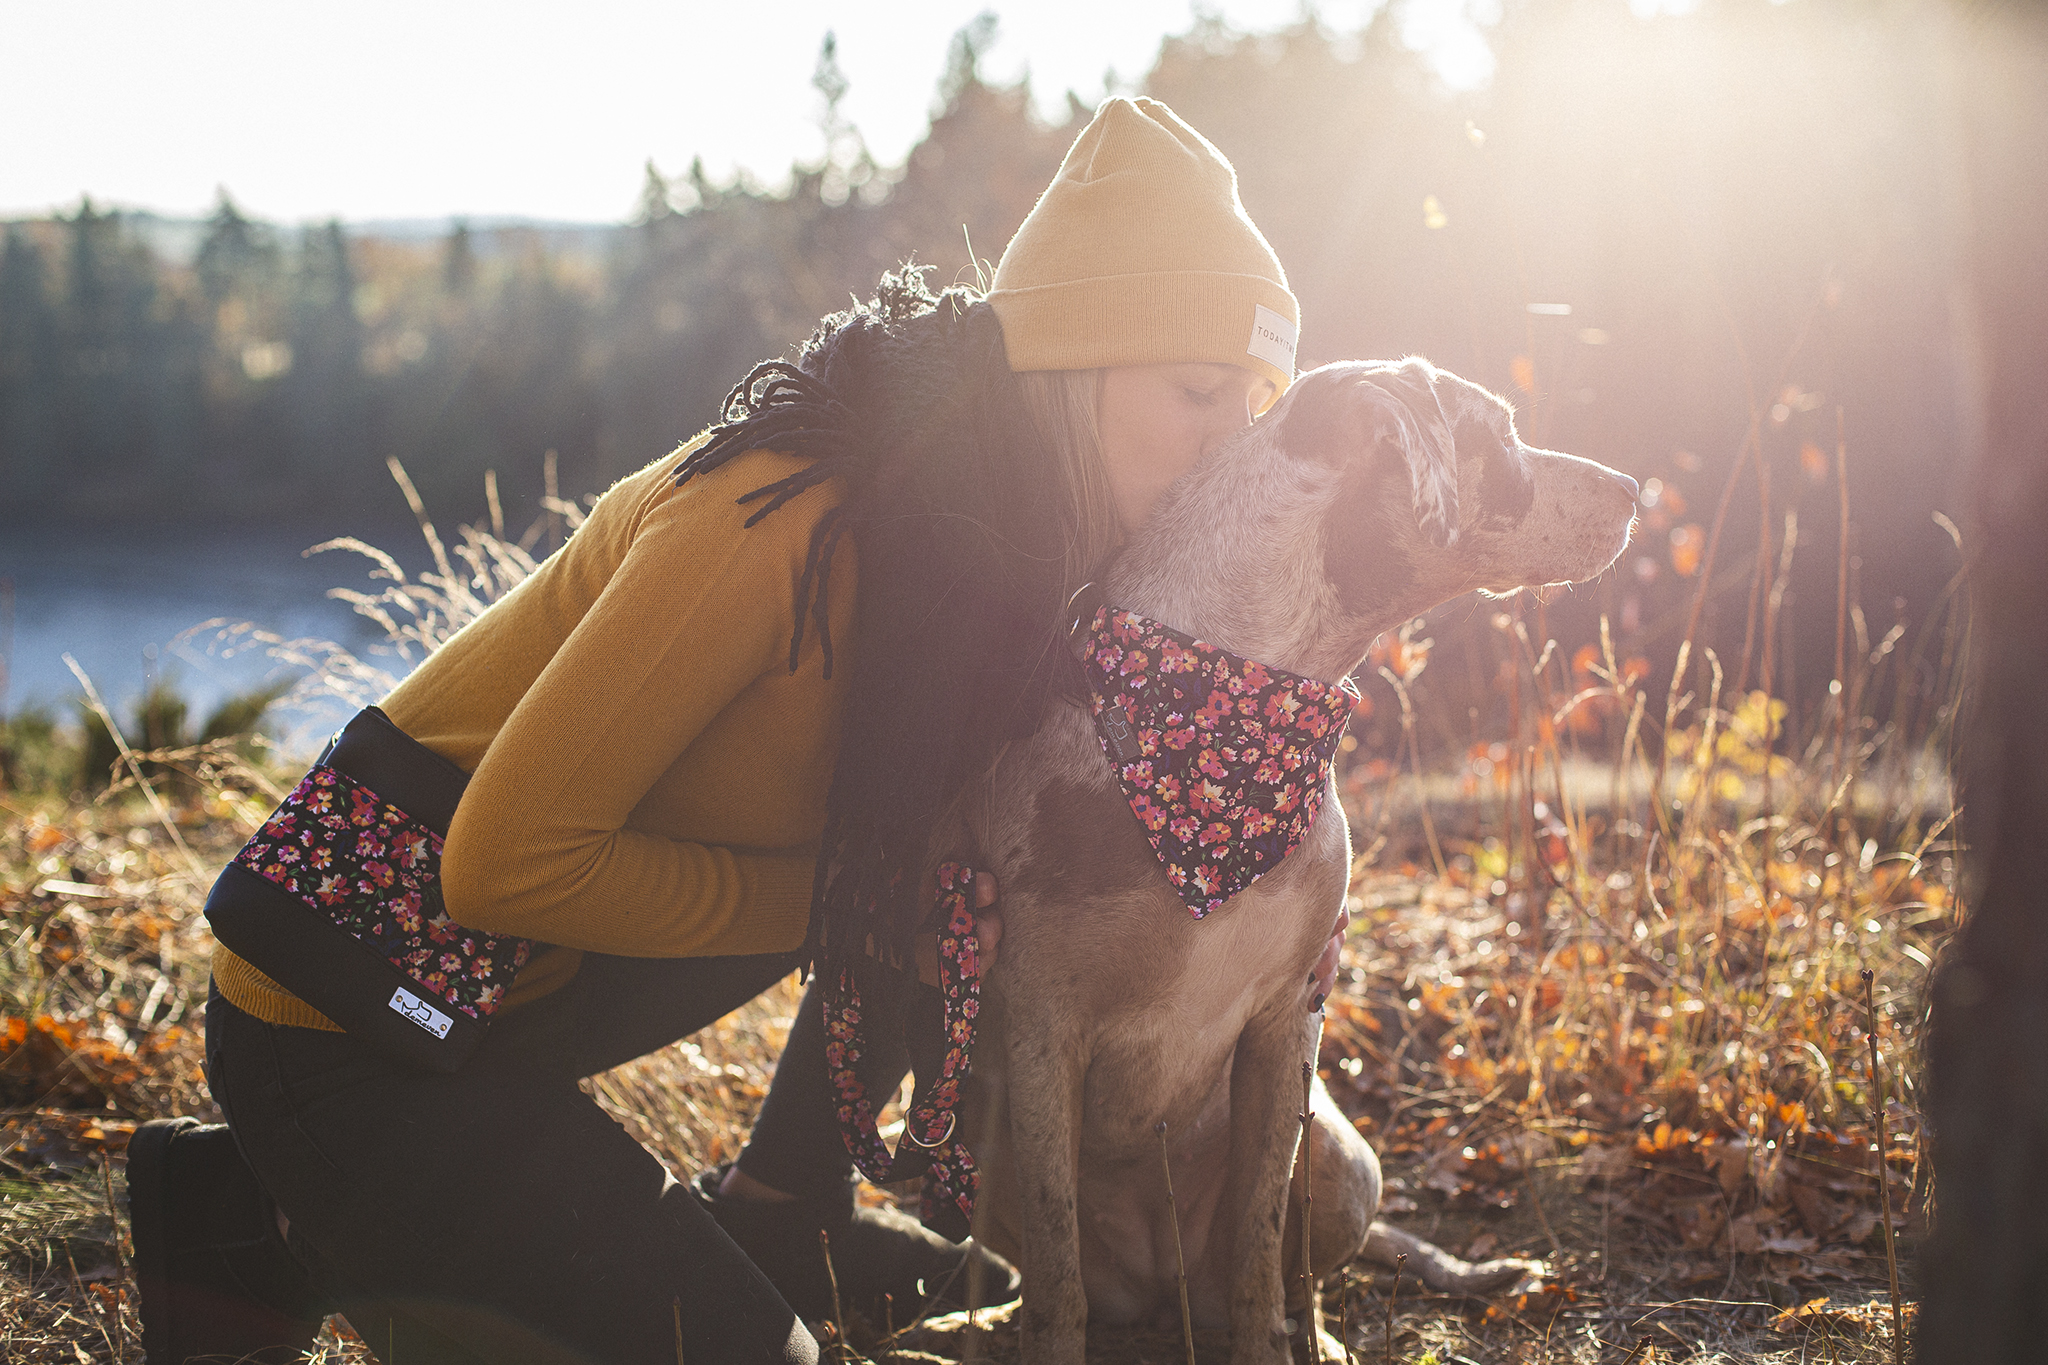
[0,461,1948,1363]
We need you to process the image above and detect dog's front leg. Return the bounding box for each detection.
[1003,996,1089,1365]
[1224,1007,1319,1365]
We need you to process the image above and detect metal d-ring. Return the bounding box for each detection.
[1064,580,1103,642]
[906,1110,958,1149]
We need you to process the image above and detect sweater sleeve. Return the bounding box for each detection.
[435,471,825,958]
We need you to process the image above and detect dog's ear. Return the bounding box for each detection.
[1284,359,1460,547]
[1356,359,1460,548]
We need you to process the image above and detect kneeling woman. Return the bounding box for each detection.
[133,96,1321,1364]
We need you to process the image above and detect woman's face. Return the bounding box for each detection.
[1097,362,1276,534]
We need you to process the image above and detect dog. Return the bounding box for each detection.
[940,358,1639,1365]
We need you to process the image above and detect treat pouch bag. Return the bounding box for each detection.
[205,706,531,1071]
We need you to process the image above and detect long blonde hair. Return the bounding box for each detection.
[1014,367,1121,597]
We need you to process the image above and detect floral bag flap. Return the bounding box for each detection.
[204,706,531,1072]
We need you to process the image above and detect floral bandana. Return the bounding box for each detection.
[1081,606,1356,916]
[825,862,981,1238]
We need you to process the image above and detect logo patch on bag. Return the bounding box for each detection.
[389,986,454,1038]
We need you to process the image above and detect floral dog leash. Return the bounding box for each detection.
[822,862,982,1238]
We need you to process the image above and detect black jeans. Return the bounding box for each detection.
[206,951,917,1364]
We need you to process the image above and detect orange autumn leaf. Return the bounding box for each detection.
[1565,699,1609,736]
[1670,524,1705,576]
[1390,637,1431,677]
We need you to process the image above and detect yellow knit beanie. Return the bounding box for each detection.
[988,96,1298,409]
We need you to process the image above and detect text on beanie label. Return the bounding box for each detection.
[1247,304,1298,375]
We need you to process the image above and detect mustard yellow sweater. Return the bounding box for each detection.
[212,448,853,1030]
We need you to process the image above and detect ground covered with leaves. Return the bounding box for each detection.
[1,769,1932,1363]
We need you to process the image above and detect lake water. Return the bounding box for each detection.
[0,524,432,756]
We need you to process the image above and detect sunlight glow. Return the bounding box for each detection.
[1,0,1492,222]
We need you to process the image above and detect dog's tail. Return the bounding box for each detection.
[1358,1222,1541,1296]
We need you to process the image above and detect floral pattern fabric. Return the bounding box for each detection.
[1082,606,1355,917]
[235,766,531,1019]
[824,862,980,1234]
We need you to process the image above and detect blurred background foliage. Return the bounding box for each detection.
[0,0,1992,723]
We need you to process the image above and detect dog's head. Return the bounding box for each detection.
[1276,357,1638,626]
[1115,357,1638,681]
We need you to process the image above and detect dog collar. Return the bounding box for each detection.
[1082,605,1356,917]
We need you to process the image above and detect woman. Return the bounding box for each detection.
[132,96,1321,1364]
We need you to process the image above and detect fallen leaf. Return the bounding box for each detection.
[1771,1297,1834,1330]
[1800,441,1829,483]
[1671,524,1705,576]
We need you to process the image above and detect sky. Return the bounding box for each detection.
[0,0,1503,224]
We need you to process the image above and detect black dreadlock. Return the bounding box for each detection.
[674,266,1078,974]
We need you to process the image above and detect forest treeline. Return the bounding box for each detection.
[0,0,1984,695]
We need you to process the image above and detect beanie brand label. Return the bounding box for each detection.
[1247,304,1298,374]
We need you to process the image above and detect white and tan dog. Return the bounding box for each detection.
[943,358,1639,1365]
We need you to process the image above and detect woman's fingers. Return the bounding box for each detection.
[915,870,1003,986]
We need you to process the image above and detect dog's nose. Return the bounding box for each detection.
[1614,471,1643,503]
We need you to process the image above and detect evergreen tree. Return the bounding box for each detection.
[282,220,367,483]
[0,228,62,508]
[57,198,163,485]
[636,161,676,230]
[195,188,270,307]
[443,220,477,297]
[812,32,879,206]
[935,11,999,112]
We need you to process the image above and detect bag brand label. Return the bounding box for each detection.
[389,986,454,1039]
[1247,304,1298,374]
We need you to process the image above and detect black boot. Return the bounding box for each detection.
[692,1166,1019,1328]
[127,1117,330,1365]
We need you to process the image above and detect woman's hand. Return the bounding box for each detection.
[1309,905,1349,1012]
[916,870,1002,987]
